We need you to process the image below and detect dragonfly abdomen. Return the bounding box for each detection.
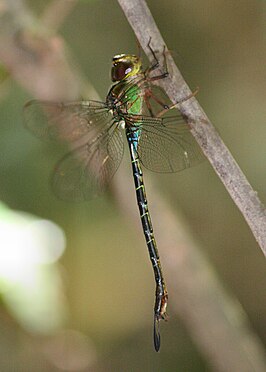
[126,129,168,351]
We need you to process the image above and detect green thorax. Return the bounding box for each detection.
[110,77,143,116]
[108,53,145,117]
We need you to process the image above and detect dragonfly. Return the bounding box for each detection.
[23,41,203,352]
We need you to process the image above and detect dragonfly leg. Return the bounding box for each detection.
[145,37,160,73]
[143,87,170,117]
[145,39,169,81]
[143,88,158,117]
[144,95,155,117]
[156,86,200,118]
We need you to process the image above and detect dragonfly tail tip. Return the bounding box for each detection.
[153,316,161,352]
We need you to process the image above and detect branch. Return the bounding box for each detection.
[117,0,266,257]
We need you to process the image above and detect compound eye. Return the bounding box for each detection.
[111,61,132,82]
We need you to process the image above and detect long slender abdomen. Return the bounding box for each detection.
[126,129,168,351]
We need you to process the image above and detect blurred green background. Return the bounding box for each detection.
[0,0,265,371]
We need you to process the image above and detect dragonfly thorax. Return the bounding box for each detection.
[111,54,142,82]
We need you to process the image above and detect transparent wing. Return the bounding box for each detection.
[52,126,124,200]
[23,100,111,142]
[134,114,204,173]
[24,100,124,200]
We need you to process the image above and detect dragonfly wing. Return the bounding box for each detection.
[23,100,111,142]
[136,115,204,173]
[24,100,124,200]
[52,126,124,200]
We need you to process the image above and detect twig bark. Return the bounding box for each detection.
[117,0,266,257]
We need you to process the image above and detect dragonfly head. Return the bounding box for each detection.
[111,54,142,82]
